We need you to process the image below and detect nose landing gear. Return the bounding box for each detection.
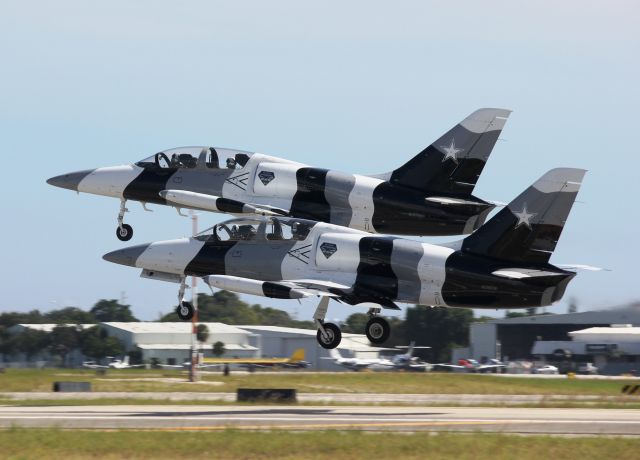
[116,198,133,241]
[313,297,341,349]
[175,277,195,321]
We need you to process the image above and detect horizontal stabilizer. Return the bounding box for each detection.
[425,196,490,206]
[556,264,611,272]
[492,268,567,279]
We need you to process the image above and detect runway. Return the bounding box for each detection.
[0,405,638,435]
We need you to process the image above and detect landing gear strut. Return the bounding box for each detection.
[116,198,133,241]
[313,297,341,349]
[365,308,390,344]
[175,277,194,321]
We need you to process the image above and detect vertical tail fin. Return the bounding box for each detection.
[406,341,415,357]
[462,168,586,264]
[329,348,342,360]
[387,108,511,195]
[289,348,305,362]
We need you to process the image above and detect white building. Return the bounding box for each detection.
[532,324,640,374]
[465,303,640,363]
[4,322,384,370]
[102,322,258,365]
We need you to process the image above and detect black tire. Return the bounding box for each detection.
[316,322,342,349]
[116,224,133,241]
[176,301,195,321]
[365,317,390,344]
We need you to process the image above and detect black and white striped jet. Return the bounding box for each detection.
[47,108,509,241]
[103,168,594,349]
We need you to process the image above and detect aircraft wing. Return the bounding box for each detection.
[158,364,186,369]
[203,275,344,300]
[432,363,466,370]
[476,364,505,370]
[82,363,108,369]
[160,190,289,217]
[279,279,352,296]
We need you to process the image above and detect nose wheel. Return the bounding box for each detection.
[365,310,390,344]
[316,322,341,349]
[116,198,133,241]
[176,301,195,320]
[175,277,195,321]
[116,224,133,241]
[313,297,342,349]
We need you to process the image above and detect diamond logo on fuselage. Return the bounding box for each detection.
[258,171,275,186]
[320,242,337,259]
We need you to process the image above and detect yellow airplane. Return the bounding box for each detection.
[202,348,308,368]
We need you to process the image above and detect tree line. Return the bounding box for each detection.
[1,292,547,365]
[0,299,136,365]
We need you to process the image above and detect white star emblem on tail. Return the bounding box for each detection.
[440,138,463,163]
[514,204,537,229]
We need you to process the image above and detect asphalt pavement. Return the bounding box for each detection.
[0,405,638,435]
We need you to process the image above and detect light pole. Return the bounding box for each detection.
[189,210,199,382]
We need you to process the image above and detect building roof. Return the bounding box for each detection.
[487,303,640,326]
[15,324,95,332]
[570,326,640,336]
[136,343,258,351]
[102,322,251,335]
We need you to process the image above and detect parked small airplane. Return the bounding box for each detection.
[322,348,394,371]
[325,342,431,371]
[48,108,510,241]
[82,356,144,369]
[201,348,309,368]
[434,358,504,373]
[385,342,432,371]
[104,168,594,349]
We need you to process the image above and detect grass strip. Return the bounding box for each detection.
[1,428,639,459]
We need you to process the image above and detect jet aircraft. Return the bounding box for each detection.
[103,168,590,349]
[48,108,510,241]
[82,356,144,369]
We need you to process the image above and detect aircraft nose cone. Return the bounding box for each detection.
[102,244,150,267]
[46,169,94,191]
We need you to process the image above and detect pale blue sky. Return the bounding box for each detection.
[0,1,638,321]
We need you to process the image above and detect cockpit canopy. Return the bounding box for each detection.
[195,217,315,243]
[136,147,253,170]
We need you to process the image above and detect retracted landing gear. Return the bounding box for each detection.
[313,297,341,349]
[175,277,195,321]
[116,198,133,241]
[365,307,390,344]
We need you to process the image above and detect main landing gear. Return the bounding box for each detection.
[116,198,133,241]
[364,308,390,345]
[175,277,195,320]
[312,300,392,349]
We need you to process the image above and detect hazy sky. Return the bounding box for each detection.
[1,1,638,322]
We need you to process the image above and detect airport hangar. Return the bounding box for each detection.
[463,303,640,374]
[5,322,383,371]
